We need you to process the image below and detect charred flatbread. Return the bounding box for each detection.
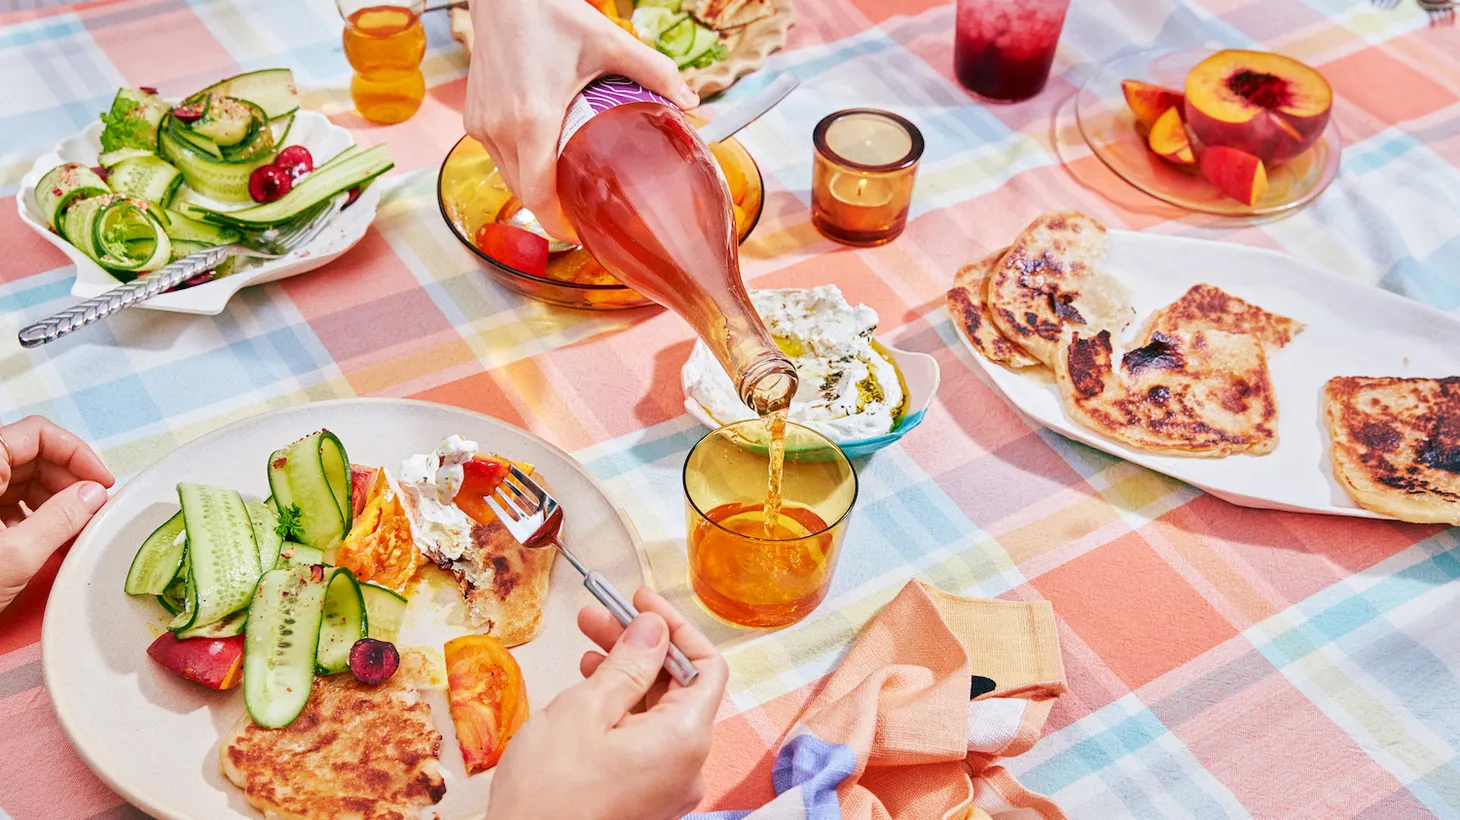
[693,0,774,29]
[1325,376,1460,523]
[947,249,1042,369]
[1145,284,1303,351]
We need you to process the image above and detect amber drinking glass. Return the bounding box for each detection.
[684,420,858,628]
[338,0,426,124]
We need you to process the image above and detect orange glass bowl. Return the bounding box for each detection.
[437,126,765,311]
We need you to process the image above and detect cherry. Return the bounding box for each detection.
[248,164,293,204]
[140,86,159,95]
[91,166,109,181]
[349,638,400,685]
[171,104,205,123]
[273,145,314,181]
[343,185,363,208]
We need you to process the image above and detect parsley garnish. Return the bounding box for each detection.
[274,503,305,542]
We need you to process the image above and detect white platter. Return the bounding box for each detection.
[16,112,381,316]
[959,231,1460,519]
[42,398,648,819]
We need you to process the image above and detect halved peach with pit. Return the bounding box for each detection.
[1199,146,1268,206]
[1184,50,1331,166]
[1123,80,1186,128]
[1147,107,1195,166]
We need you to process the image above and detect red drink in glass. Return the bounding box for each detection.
[954,0,1071,103]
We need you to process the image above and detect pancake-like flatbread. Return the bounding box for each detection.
[986,211,1133,368]
[1325,376,1460,523]
[1145,284,1303,351]
[947,249,1042,369]
[1054,325,1279,457]
[693,0,774,29]
[458,518,555,646]
[220,651,445,820]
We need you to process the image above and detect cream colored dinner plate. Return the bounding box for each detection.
[956,231,1460,519]
[42,398,647,820]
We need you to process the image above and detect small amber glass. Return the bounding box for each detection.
[684,420,858,628]
[338,0,426,125]
[810,109,925,247]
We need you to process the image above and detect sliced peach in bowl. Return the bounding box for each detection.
[1184,49,1332,166]
[1123,79,1186,128]
[1148,106,1195,166]
[1199,146,1268,206]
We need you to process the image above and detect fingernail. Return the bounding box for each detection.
[78,482,107,510]
[623,614,664,648]
[680,82,699,107]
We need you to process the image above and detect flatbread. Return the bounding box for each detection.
[947,249,1042,369]
[1144,283,1303,351]
[693,0,775,29]
[459,518,555,647]
[1325,376,1460,523]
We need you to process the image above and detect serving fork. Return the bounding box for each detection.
[485,465,701,688]
[18,197,344,349]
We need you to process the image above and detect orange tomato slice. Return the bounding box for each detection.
[335,469,419,592]
[455,454,534,528]
[444,634,530,773]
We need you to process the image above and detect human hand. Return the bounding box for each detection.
[0,416,114,612]
[463,0,699,241]
[484,587,729,820]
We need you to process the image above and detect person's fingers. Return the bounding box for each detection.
[0,417,113,488]
[596,28,699,110]
[0,481,107,578]
[513,116,575,243]
[632,586,719,666]
[577,604,627,653]
[580,649,606,679]
[577,611,669,724]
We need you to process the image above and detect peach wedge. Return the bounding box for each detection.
[1184,50,1332,166]
[1123,79,1186,128]
[1147,107,1195,166]
[1199,146,1268,206]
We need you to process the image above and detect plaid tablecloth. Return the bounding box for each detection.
[3,0,1459,817]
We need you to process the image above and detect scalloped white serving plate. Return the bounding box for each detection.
[16,112,380,316]
[955,231,1460,519]
[43,399,648,820]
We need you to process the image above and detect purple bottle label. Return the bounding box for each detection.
[558,75,674,155]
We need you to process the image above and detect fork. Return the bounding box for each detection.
[17,198,344,348]
[486,466,701,688]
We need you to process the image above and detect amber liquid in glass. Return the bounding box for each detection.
[689,501,833,627]
[343,6,426,124]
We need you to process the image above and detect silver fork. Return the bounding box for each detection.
[486,465,700,688]
[18,198,344,348]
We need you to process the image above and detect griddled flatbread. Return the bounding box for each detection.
[947,249,1041,369]
[986,211,1133,368]
[1325,376,1460,523]
[1145,284,1303,350]
[1054,326,1279,457]
[693,0,774,29]
[220,651,445,820]
[458,518,555,646]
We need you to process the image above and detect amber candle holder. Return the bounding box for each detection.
[810,109,925,247]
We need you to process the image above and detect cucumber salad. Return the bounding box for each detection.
[632,0,730,70]
[33,69,393,283]
[125,430,408,729]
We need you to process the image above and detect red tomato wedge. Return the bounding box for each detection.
[350,464,378,518]
[443,634,530,773]
[454,455,512,527]
[147,632,245,690]
[474,223,550,277]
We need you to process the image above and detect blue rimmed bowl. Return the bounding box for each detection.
[681,341,940,459]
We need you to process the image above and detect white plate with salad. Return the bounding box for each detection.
[41,398,649,820]
[16,69,394,316]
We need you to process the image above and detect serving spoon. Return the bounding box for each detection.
[507,72,800,253]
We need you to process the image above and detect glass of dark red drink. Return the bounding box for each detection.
[954,0,1072,103]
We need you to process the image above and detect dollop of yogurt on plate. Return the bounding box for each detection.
[683,285,906,441]
[398,435,479,563]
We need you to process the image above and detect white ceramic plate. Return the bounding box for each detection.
[16,112,381,316]
[958,231,1460,518]
[42,399,648,820]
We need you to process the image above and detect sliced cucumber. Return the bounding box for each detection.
[199,68,300,120]
[266,430,353,552]
[244,566,327,728]
[34,164,109,231]
[360,583,407,643]
[316,568,366,675]
[276,542,325,568]
[220,100,275,162]
[656,15,695,58]
[271,113,296,148]
[124,511,186,596]
[93,198,172,276]
[247,500,285,572]
[636,0,683,9]
[160,208,241,246]
[195,145,393,228]
[176,608,247,639]
[158,568,188,615]
[59,193,116,252]
[166,563,195,628]
[106,155,182,208]
[99,147,155,168]
[675,23,722,68]
[159,122,272,203]
[169,483,261,632]
[193,94,254,147]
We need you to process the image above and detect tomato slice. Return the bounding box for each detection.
[454,455,511,527]
[336,469,419,592]
[350,464,377,518]
[443,634,530,773]
[474,222,549,277]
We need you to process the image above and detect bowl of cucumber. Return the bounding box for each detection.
[16,69,392,317]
